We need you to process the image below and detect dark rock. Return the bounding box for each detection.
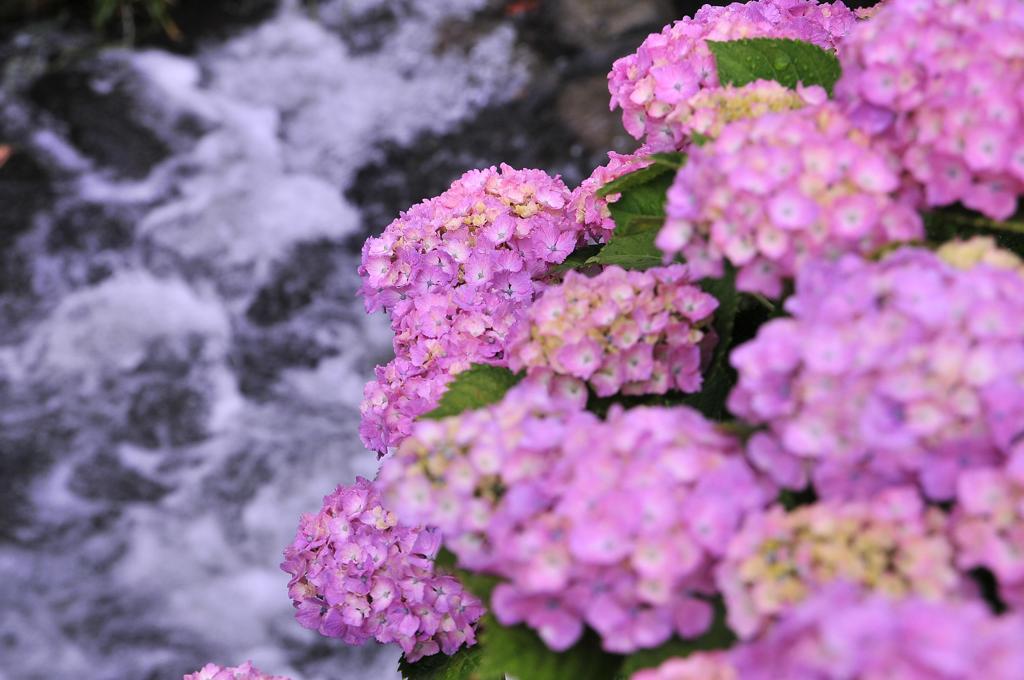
[201,450,272,506]
[123,379,210,449]
[46,201,135,253]
[316,0,406,55]
[165,0,279,50]
[231,329,338,398]
[556,73,637,155]
[245,240,343,327]
[0,148,51,250]
[29,64,170,177]
[68,451,170,503]
[550,0,675,49]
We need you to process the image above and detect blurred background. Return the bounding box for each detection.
[0,1,871,678]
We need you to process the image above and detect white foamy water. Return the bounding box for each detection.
[0,1,529,678]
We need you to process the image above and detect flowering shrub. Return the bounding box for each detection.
[729,246,1024,500]
[358,164,584,452]
[658,102,922,296]
[280,478,484,662]
[952,449,1024,610]
[716,487,961,638]
[191,0,1024,677]
[507,265,719,397]
[608,0,857,149]
[382,383,773,653]
[835,0,1024,219]
[641,585,1024,680]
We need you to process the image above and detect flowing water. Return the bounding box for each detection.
[0,1,537,677]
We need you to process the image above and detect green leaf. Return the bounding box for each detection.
[649,152,686,170]
[399,646,484,680]
[676,268,739,420]
[549,244,604,274]
[587,228,664,271]
[707,38,841,95]
[924,207,1024,258]
[606,171,675,236]
[421,365,523,420]
[476,618,622,680]
[617,599,736,678]
[596,163,672,199]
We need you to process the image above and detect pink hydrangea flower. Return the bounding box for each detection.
[379,381,774,653]
[377,377,588,572]
[358,164,583,452]
[717,487,962,639]
[608,0,857,148]
[569,149,656,242]
[280,478,485,662]
[728,584,1024,679]
[952,448,1024,610]
[836,0,1024,219]
[506,265,719,397]
[184,662,289,680]
[658,103,922,297]
[631,653,736,680]
[729,245,1024,500]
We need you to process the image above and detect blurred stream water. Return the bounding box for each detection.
[0,1,538,677]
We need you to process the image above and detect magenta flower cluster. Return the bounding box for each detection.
[836,0,1024,219]
[729,246,1024,500]
[358,164,584,452]
[636,585,1024,680]
[280,477,485,662]
[379,381,773,653]
[608,0,857,148]
[183,662,289,680]
[716,486,960,639]
[506,265,719,397]
[953,447,1024,610]
[658,102,922,297]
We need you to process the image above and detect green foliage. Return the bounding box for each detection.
[587,228,664,270]
[677,269,739,420]
[476,621,622,680]
[924,207,1024,258]
[421,365,523,420]
[549,243,603,273]
[2,0,178,41]
[399,646,484,680]
[707,38,842,95]
[585,158,683,271]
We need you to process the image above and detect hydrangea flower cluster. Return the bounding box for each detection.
[631,653,736,680]
[835,0,1024,219]
[675,80,825,143]
[608,0,857,148]
[717,487,960,638]
[952,449,1024,610]
[658,102,922,296]
[380,384,774,653]
[280,478,485,662]
[729,585,1024,679]
[569,149,655,242]
[378,378,588,572]
[636,585,1024,680]
[506,265,719,397]
[358,164,583,451]
[184,663,290,680]
[729,245,1024,500]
